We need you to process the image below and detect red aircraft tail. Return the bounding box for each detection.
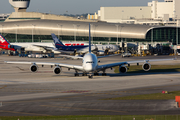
[0,34,15,51]
[0,34,10,45]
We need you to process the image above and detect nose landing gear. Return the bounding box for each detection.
[88,75,93,79]
[74,71,79,76]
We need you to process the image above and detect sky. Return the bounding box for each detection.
[0,0,164,15]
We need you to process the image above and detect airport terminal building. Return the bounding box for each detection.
[97,0,180,26]
[0,0,179,45]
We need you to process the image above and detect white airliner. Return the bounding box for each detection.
[5,24,175,78]
[10,42,88,53]
[0,35,88,53]
[77,44,119,55]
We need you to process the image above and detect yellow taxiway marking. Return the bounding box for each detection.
[41,105,128,113]
[0,85,7,89]
[0,110,50,116]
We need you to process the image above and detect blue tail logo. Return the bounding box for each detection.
[51,33,65,48]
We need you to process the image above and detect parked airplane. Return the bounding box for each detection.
[52,34,119,55]
[52,33,89,54]
[0,35,15,51]
[5,24,175,78]
[0,34,88,53]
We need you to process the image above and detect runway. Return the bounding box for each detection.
[0,55,180,116]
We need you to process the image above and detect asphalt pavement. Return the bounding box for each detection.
[0,55,180,116]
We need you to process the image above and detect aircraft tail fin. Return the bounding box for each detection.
[51,33,65,48]
[0,34,10,45]
[89,23,91,53]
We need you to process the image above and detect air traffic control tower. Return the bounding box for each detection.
[6,0,93,22]
[9,0,30,12]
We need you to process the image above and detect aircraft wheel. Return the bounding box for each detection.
[88,75,93,79]
[74,73,79,76]
[94,73,99,76]
[102,73,107,76]
[82,73,87,76]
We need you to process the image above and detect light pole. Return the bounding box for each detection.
[14,24,19,42]
[119,25,124,43]
[57,24,60,39]
[38,37,40,42]
[0,25,4,35]
[32,24,35,42]
[73,24,77,42]
[151,28,153,45]
[73,24,80,42]
[94,25,98,44]
[91,24,93,44]
[115,25,119,44]
[61,25,63,40]
[176,20,178,45]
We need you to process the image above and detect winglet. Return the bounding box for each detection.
[51,33,65,48]
[89,23,91,53]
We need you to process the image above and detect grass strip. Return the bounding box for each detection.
[0,115,180,120]
[103,91,180,100]
[114,65,180,73]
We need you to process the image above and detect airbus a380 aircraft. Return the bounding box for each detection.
[5,24,175,78]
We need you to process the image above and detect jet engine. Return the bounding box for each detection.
[142,63,151,71]
[119,65,128,73]
[30,64,38,72]
[54,66,62,74]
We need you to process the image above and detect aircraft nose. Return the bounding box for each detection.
[85,64,93,72]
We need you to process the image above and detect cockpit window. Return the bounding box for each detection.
[86,61,94,63]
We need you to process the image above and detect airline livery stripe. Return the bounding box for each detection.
[56,44,64,46]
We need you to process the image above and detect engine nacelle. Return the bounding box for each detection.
[142,63,151,71]
[54,66,62,74]
[30,64,38,72]
[119,65,128,74]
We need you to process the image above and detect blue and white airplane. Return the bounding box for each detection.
[52,33,119,55]
[5,24,175,78]
[52,33,88,54]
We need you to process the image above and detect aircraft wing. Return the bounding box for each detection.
[97,54,121,59]
[32,45,54,51]
[97,58,175,71]
[59,54,121,60]
[126,58,175,64]
[59,55,83,59]
[5,61,84,71]
[54,49,75,54]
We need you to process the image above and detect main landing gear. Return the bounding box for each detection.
[94,73,99,76]
[74,71,107,79]
[102,70,107,76]
[74,71,79,76]
[102,73,107,76]
[82,73,87,76]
